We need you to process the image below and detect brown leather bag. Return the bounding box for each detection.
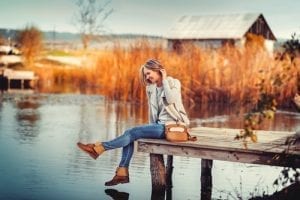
[165,121,197,142]
[162,96,196,142]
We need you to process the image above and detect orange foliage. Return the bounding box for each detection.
[33,38,299,108]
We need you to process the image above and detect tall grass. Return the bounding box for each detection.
[34,38,299,109]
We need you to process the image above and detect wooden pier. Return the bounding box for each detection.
[0,68,38,89]
[137,127,300,198]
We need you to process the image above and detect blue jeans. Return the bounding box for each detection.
[102,123,165,167]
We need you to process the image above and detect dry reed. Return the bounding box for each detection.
[33,38,299,109]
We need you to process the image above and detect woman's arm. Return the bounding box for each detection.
[162,77,181,104]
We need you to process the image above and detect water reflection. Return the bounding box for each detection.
[105,189,129,200]
[13,94,41,142]
[0,92,3,120]
[189,103,300,132]
[0,93,300,200]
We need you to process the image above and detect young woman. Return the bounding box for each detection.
[77,58,190,186]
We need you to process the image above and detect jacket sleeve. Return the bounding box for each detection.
[162,77,181,104]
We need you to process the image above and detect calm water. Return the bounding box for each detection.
[0,91,300,200]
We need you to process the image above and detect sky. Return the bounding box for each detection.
[0,0,299,39]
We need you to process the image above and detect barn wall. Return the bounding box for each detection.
[168,38,274,53]
[247,15,276,40]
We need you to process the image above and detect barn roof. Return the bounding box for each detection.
[166,13,275,40]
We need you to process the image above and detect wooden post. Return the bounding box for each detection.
[150,153,166,199]
[21,79,24,89]
[201,159,213,200]
[166,155,173,200]
[166,155,173,186]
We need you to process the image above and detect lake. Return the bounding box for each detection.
[0,91,299,200]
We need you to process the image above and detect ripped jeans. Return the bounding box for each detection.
[102,123,165,167]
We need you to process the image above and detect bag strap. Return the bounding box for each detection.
[162,98,184,122]
[187,131,197,141]
[166,123,187,131]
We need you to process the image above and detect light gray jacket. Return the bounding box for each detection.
[146,76,190,125]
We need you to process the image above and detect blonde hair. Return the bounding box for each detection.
[139,59,165,85]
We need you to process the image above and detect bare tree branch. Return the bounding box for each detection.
[73,0,113,49]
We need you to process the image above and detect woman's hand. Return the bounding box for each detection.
[160,69,167,80]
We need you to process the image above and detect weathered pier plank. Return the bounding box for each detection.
[138,127,300,197]
[1,68,38,89]
[138,127,299,168]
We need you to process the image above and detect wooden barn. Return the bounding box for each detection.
[166,13,276,52]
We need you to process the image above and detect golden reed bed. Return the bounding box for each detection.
[33,39,299,109]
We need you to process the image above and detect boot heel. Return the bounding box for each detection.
[105,167,130,186]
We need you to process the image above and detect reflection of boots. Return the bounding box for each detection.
[105,167,129,186]
[105,189,129,200]
[77,141,105,160]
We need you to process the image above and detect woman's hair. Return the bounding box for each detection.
[139,58,164,85]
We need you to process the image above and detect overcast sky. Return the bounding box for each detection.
[0,0,299,39]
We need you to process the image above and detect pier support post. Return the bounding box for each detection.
[166,155,173,200]
[150,153,166,199]
[201,159,213,200]
[150,153,166,189]
[21,79,24,89]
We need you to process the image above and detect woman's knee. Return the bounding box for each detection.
[125,127,140,140]
[123,129,136,141]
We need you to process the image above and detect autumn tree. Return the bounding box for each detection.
[73,0,113,50]
[17,25,43,67]
[282,32,300,61]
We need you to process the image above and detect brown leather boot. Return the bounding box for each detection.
[77,141,105,160]
[105,167,129,186]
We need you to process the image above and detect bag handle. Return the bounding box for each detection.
[166,123,187,131]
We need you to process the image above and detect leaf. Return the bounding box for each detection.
[243,141,248,149]
[251,134,257,143]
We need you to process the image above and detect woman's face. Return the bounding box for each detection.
[143,67,161,84]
